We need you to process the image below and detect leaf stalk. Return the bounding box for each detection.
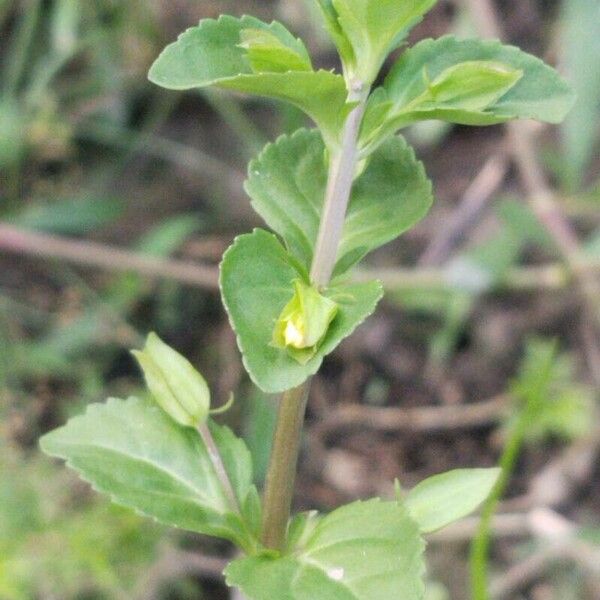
[197,422,242,515]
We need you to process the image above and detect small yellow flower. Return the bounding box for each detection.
[272,279,338,364]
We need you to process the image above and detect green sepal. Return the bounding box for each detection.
[245,129,432,277]
[39,397,260,554]
[148,15,350,150]
[361,36,576,150]
[220,229,382,393]
[272,279,339,365]
[132,332,210,428]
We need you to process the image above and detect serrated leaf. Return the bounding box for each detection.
[148,15,350,149]
[421,61,523,110]
[405,468,501,533]
[220,229,382,393]
[335,133,433,275]
[246,129,432,276]
[362,36,576,149]
[225,499,426,600]
[239,28,312,73]
[39,397,259,552]
[315,0,355,72]
[327,0,438,83]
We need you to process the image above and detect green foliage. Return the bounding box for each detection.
[361,36,576,151]
[404,468,501,533]
[246,128,433,276]
[509,338,595,442]
[220,229,383,393]
[0,97,27,169]
[317,0,438,84]
[148,15,350,150]
[40,397,260,553]
[560,0,600,190]
[226,499,425,600]
[470,337,594,600]
[243,391,278,483]
[9,196,124,235]
[0,441,162,600]
[239,27,313,73]
[34,3,577,599]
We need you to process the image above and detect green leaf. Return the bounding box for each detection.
[246,129,432,276]
[148,15,350,149]
[419,61,523,110]
[225,499,425,600]
[335,133,433,275]
[325,0,438,83]
[239,28,312,73]
[560,0,600,190]
[404,468,501,533]
[509,338,595,443]
[315,1,355,73]
[220,229,382,393]
[39,397,258,552]
[362,36,576,149]
[11,196,124,235]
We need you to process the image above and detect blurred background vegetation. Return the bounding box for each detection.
[0,1,599,598]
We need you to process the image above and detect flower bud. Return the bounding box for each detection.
[132,333,210,428]
[272,279,338,365]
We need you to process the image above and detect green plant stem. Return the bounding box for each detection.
[469,416,527,600]
[310,83,369,287]
[197,422,241,515]
[260,384,310,550]
[469,348,556,599]
[260,83,369,551]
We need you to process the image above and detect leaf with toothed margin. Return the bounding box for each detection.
[245,129,432,276]
[39,397,260,553]
[225,499,426,600]
[317,0,438,84]
[148,15,350,150]
[361,36,576,150]
[219,229,383,393]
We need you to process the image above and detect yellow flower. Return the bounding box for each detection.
[272,280,338,364]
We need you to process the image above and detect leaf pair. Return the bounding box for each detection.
[226,468,501,600]
[220,228,383,394]
[148,12,574,156]
[220,129,432,393]
[317,0,438,84]
[40,396,501,600]
[246,128,433,277]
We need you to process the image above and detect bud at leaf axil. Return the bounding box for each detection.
[132,333,210,428]
[272,279,338,365]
